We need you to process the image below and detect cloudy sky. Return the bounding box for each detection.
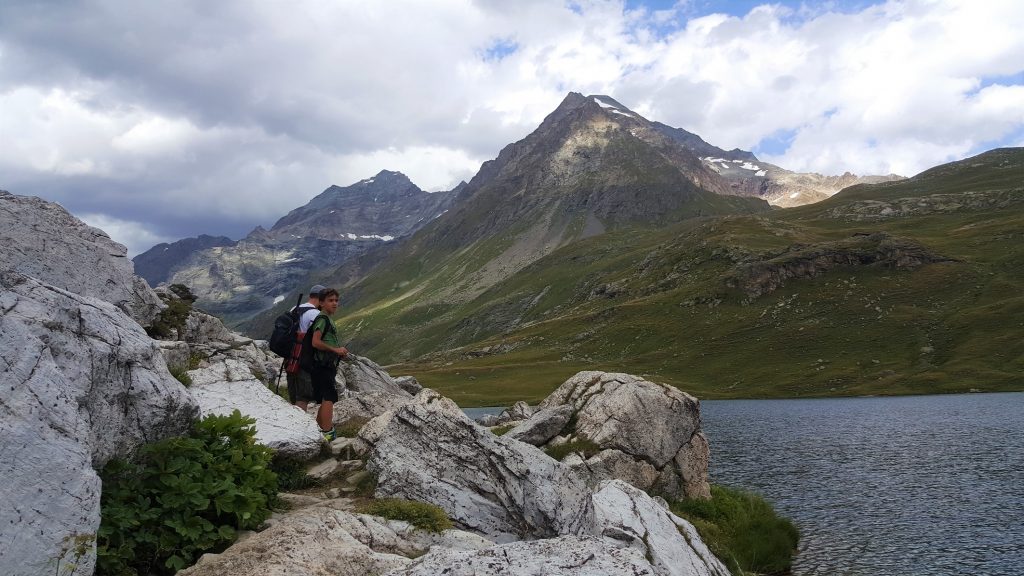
[2,0,1022,256]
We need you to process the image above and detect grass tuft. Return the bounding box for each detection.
[360,498,453,533]
[544,438,600,461]
[670,484,799,576]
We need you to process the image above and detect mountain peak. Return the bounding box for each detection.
[588,94,641,119]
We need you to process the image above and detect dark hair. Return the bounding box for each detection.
[319,288,339,300]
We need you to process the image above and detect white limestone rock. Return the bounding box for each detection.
[188,358,323,460]
[586,480,730,576]
[392,535,657,575]
[339,354,414,398]
[359,398,593,541]
[500,400,534,422]
[394,375,423,395]
[505,404,573,446]
[333,389,416,427]
[571,448,661,492]
[0,191,163,325]
[176,500,494,576]
[0,272,198,576]
[539,371,711,499]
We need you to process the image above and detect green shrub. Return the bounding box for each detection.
[146,284,198,339]
[670,485,799,576]
[544,438,600,461]
[96,411,278,575]
[168,365,192,387]
[360,498,453,533]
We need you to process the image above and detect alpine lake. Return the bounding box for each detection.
[466,391,1024,575]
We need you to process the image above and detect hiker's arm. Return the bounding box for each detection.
[312,330,349,358]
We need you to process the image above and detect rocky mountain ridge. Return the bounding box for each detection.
[135,171,455,325]
[334,147,1023,402]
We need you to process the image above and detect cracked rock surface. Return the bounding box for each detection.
[0,190,164,326]
[535,371,711,499]
[360,391,594,541]
[0,272,198,576]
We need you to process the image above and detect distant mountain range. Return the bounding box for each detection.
[329,144,1023,404]
[144,93,900,331]
[134,170,454,324]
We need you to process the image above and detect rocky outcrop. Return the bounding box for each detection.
[359,391,594,542]
[588,480,729,576]
[393,375,423,395]
[142,171,456,327]
[171,372,731,576]
[188,359,323,460]
[505,405,573,445]
[340,355,415,398]
[0,190,164,325]
[393,535,656,575]
[530,371,711,500]
[176,502,493,576]
[825,188,1024,221]
[0,272,198,576]
[725,232,953,299]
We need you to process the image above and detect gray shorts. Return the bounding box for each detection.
[285,369,314,404]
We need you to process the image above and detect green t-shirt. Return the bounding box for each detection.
[311,314,340,365]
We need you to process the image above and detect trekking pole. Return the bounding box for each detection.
[275,356,287,395]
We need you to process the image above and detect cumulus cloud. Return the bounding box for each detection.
[0,0,1021,251]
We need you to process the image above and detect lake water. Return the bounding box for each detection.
[465,393,1024,575]
[701,392,1024,576]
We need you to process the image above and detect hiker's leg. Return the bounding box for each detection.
[316,401,333,431]
[296,400,309,411]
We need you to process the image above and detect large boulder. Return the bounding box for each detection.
[0,191,164,325]
[585,480,730,576]
[536,371,711,499]
[330,355,417,428]
[188,358,323,460]
[339,355,415,398]
[359,391,594,541]
[0,272,199,576]
[505,405,573,445]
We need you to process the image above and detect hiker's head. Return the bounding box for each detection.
[320,288,340,314]
[309,284,327,304]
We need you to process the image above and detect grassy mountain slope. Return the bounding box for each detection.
[335,148,1024,406]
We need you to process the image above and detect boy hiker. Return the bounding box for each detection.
[305,288,349,441]
[285,285,325,410]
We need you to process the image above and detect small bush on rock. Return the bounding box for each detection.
[96,411,277,575]
[360,498,453,533]
[670,484,799,576]
[146,284,198,339]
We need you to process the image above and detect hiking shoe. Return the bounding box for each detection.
[321,427,337,442]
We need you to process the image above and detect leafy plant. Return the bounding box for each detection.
[360,498,453,533]
[670,484,799,576]
[96,411,278,575]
